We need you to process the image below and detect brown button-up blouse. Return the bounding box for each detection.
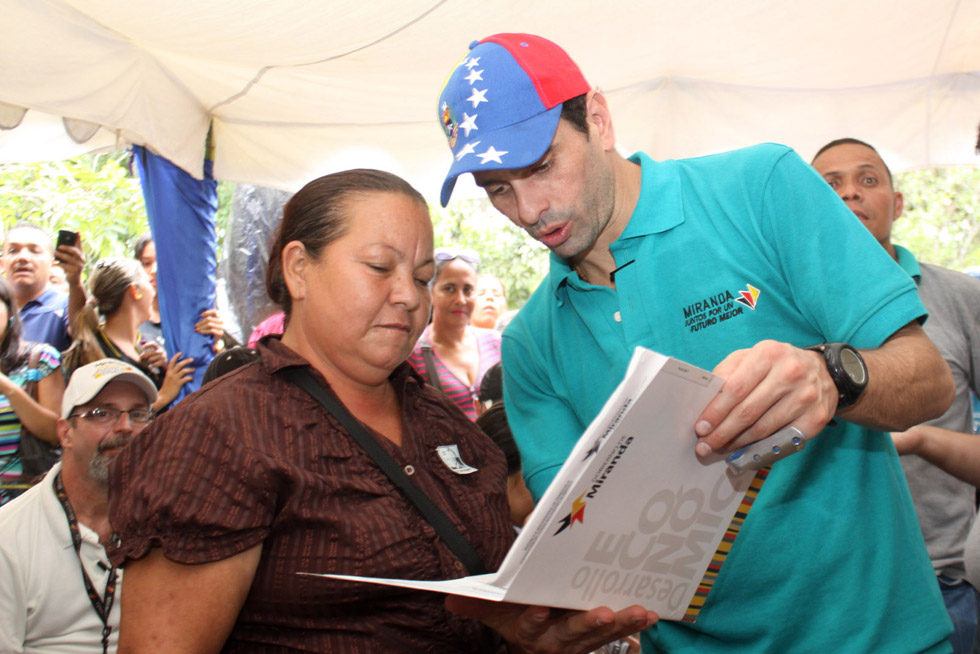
[108,338,514,653]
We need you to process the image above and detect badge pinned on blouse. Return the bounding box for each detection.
[436,444,478,475]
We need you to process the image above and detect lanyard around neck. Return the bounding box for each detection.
[54,472,117,654]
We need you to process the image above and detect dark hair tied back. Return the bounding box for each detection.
[266,169,428,318]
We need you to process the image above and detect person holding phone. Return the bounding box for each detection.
[53,228,89,340]
[1,222,83,352]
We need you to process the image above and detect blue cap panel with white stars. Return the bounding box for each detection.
[437,35,588,206]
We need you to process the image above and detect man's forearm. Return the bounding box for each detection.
[840,322,954,431]
[893,424,980,487]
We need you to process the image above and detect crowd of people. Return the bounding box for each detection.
[0,226,226,507]
[0,30,978,654]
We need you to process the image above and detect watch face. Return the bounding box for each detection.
[840,349,867,385]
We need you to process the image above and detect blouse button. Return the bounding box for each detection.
[403,464,416,476]
[614,311,622,322]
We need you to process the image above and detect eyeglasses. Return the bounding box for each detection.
[70,406,155,425]
[434,247,480,267]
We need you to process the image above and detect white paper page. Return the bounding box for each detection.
[492,348,671,588]
[301,347,762,621]
[500,350,757,619]
[304,572,508,602]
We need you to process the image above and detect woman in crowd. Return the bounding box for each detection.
[407,248,502,420]
[0,277,64,504]
[134,233,225,352]
[471,273,509,330]
[246,310,285,347]
[132,233,165,350]
[61,257,193,412]
[107,169,653,653]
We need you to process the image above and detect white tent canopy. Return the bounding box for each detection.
[2,0,978,203]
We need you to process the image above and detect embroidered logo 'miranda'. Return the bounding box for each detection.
[683,284,761,333]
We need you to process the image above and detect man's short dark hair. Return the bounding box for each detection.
[812,138,893,185]
[4,221,52,250]
[559,94,589,136]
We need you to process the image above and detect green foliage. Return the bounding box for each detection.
[7,152,973,302]
[214,179,234,261]
[0,152,234,275]
[430,199,549,307]
[0,152,147,264]
[892,167,980,272]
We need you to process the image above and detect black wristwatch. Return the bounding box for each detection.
[805,343,868,409]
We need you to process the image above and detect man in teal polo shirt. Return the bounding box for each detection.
[436,33,956,652]
[813,138,980,654]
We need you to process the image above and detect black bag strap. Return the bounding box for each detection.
[416,333,444,392]
[279,366,486,576]
[421,347,444,392]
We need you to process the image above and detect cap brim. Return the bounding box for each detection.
[62,370,159,418]
[440,104,562,206]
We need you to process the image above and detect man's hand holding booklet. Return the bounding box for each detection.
[305,346,775,624]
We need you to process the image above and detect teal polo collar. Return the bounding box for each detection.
[893,244,922,284]
[619,152,684,239]
[549,152,685,300]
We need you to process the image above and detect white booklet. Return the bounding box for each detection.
[307,347,767,622]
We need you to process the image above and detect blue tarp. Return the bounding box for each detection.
[133,145,218,402]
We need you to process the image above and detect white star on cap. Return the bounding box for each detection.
[465,57,481,69]
[478,146,507,164]
[456,141,479,161]
[465,69,483,85]
[459,113,478,137]
[467,88,488,108]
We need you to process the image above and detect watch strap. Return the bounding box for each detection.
[805,342,867,409]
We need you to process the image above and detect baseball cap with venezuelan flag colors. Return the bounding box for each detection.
[437,33,591,206]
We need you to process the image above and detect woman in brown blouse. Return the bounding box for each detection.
[107,169,653,653]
